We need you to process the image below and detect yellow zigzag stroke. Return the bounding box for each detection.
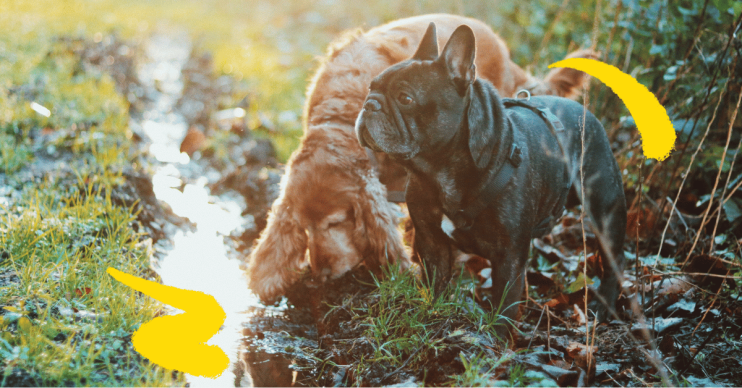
[549,58,676,161]
[107,267,229,378]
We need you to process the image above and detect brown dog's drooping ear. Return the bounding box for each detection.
[352,172,409,272]
[412,22,438,61]
[439,25,477,95]
[247,189,308,304]
[528,49,600,99]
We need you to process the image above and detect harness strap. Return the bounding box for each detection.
[451,143,522,231]
[502,98,573,237]
[451,98,569,235]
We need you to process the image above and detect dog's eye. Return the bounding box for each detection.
[397,92,414,105]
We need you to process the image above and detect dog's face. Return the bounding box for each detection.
[299,190,363,282]
[356,23,481,164]
[284,163,366,282]
[280,133,405,284]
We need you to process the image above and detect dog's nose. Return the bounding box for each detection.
[364,99,381,112]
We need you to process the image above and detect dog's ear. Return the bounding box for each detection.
[353,173,410,273]
[467,82,498,169]
[247,177,308,304]
[543,49,600,99]
[412,22,438,61]
[440,25,477,94]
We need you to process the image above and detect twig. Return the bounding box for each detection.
[707,256,742,269]
[637,162,644,305]
[691,273,728,338]
[531,0,571,68]
[580,62,591,373]
[525,298,570,327]
[581,6,603,382]
[627,368,649,386]
[588,313,598,374]
[679,323,719,376]
[682,85,742,268]
[546,305,551,355]
[651,271,742,280]
[709,134,742,252]
[657,0,712,105]
[653,13,742,251]
[527,305,547,350]
[654,70,733,266]
[602,0,623,64]
[703,172,742,231]
[637,269,729,298]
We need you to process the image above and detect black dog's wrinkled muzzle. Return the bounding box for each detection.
[356,91,421,159]
[356,114,380,151]
[356,97,384,152]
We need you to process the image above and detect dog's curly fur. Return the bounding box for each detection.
[247,14,597,303]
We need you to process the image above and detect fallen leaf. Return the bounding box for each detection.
[566,342,596,371]
[545,294,570,309]
[180,127,206,156]
[74,287,92,297]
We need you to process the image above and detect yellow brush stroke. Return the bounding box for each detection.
[107,267,228,378]
[549,58,676,161]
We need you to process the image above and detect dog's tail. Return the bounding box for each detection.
[517,49,600,100]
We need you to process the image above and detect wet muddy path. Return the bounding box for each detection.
[132,31,318,387]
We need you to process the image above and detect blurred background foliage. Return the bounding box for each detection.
[2,0,740,185]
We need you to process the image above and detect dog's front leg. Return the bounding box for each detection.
[406,177,455,296]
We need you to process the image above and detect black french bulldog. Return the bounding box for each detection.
[355,23,627,334]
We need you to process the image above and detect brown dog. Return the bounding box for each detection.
[247,13,597,303]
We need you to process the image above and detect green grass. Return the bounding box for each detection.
[0,10,181,384]
[0,181,180,386]
[327,265,515,382]
[450,352,557,387]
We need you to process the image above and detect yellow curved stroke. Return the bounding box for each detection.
[107,267,228,378]
[549,58,676,161]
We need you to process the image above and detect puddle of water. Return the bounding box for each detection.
[134,31,277,387]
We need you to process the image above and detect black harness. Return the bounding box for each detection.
[449,95,572,237]
[374,94,572,238]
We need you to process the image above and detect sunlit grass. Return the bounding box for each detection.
[1,0,311,162]
[0,177,182,386]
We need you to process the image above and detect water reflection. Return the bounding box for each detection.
[238,352,303,387]
[135,29,319,387]
[152,166,254,387]
[135,31,287,387]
